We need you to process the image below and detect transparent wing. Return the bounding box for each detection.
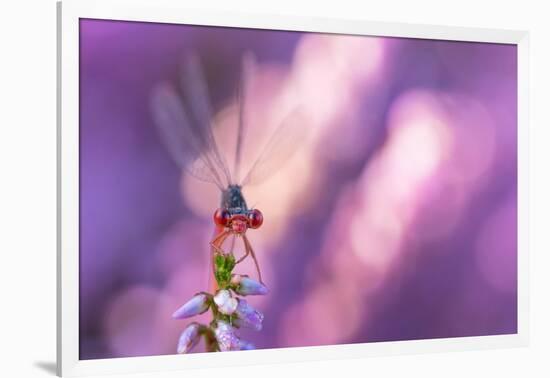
[180,54,232,186]
[151,55,232,189]
[234,52,257,184]
[240,108,308,187]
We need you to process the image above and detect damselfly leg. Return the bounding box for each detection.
[209,229,263,284]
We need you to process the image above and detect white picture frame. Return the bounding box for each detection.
[57,0,529,376]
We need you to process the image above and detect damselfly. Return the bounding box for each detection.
[152,52,305,285]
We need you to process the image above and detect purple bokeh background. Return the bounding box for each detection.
[79,19,517,359]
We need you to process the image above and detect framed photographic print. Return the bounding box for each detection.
[57,0,529,376]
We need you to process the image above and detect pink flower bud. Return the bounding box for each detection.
[214,321,241,351]
[177,323,201,354]
[213,289,238,315]
[232,275,269,296]
[172,293,210,319]
[234,299,264,331]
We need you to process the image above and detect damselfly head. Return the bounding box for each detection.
[231,215,248,234]
[213,208,263,233]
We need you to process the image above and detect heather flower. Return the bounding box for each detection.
[231,275,269,296]
[177,323,201,354]
[213,289,238,315]
[233,299,264,331]
[213,321,256,352]
[172,293,210,319]
[172,251,266,353]
[214,321,242,351]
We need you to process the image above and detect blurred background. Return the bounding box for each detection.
[79,18,517,359]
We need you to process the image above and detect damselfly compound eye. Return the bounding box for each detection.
[248,209,263,229]
[213,208,231,227]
